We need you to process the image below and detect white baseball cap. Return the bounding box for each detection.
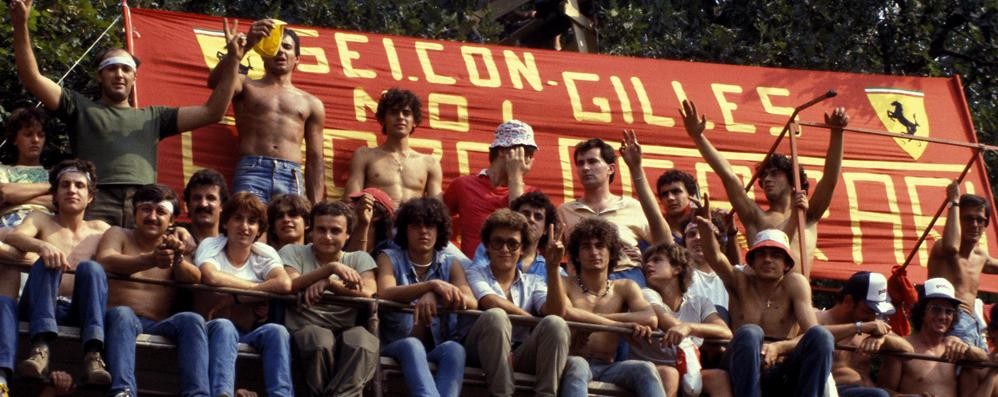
[921,278,963,306]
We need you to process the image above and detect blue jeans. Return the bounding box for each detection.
[950,308,988,351]
[560,356,665,397]
[381,337,465,397]
[232,156,304,203]
[837,384,890,397]
[18,259,106,345]
[104,307,210,396]
[207,319,293,397]
[727,324,833,397]
[0,296,15,373]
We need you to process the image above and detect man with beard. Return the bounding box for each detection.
[11,0,243,227]
[96,184,211,397]
[182,168,229,244]
[208,19,325,204]
[878,278,993,397]
[928,181,998,350]
[6,160,111,385]
[345,88,442,206]
[695,196,834,397]
[681,99,848,275]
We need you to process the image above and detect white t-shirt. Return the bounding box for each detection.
[688,268,729,310]
[629,288,718,365]
[194,236,283,282]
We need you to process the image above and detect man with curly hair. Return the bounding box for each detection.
[680,99,848,275]
[346,88,442,206]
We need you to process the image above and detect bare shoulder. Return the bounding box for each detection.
[782,272,811,295]
[86,219,112,233]
[303,90,324,112]
[351,146,376,163]
[613,278,641,296]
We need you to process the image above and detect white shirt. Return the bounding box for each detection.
[194,236,283,282]
[688,268,729,310]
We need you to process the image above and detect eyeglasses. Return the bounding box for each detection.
[927,305,957,317]
[488,238,521,251]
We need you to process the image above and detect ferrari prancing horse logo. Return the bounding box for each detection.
[865,88,929,160]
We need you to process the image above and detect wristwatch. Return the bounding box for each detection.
[854,321,863,335]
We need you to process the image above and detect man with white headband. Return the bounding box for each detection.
[207,18,326,204]
[10,0,245,228]
[4,160,112,386]
[94,184,212,397]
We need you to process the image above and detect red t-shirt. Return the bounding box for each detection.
[443,171,536,257]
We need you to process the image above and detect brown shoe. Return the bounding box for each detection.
[82,351,111,385]
[15,344,48,379]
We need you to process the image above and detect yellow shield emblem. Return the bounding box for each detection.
[865,88,929,160]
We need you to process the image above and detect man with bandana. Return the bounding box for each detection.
[4,160,111,386]
[10,0,244,228]
[95,184,209,397]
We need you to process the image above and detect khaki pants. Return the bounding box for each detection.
[292,324,379,397]
[88,184,140,228]
[464,308,570,397]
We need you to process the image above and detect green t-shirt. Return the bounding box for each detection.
[57,89,179,185]
[279,245,377,331]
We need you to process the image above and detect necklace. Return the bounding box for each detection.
[576,275,611,297]
[381,147,409,175]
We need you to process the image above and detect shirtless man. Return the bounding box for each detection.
[878,278,993,397]
[817,271,913,397]
[13,0,243,227]
[695,195,834,397]
[928,181,998,350]
[182,168,229,244]
[6,160,111,384]
[209,19,325,204]
[345,88,441,205]
[96,184,210,396]
[558,217,665,397]
[681,99,848,276]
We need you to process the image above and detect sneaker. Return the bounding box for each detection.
[15,344,49,379]
[82,351,111,385]
[0,383,9,397]
[112,390,135,397]
[676,338,703,396]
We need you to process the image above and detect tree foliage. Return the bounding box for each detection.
[0,0,994,192]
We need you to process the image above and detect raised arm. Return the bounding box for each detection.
[304,97,326,203]
[939,181,961,256]
[206,19,276,92]
[10,0,62,110]
[680,99,762,227]
[541,224,568,317]
[695,195,737,288]
[505,146,531,205]
[177,18,244,133]
[805,108,847,223]
[619,129,673,245]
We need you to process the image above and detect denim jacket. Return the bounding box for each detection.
[379,247,465,345]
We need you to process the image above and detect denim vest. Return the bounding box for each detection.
[379,248,464,346]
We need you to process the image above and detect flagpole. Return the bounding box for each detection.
[122,0,139,107]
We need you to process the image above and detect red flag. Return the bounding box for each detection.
[887,264,918,336]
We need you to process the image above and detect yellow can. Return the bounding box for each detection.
[253,19,287,57]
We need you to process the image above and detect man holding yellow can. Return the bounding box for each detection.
[208,19,326,205]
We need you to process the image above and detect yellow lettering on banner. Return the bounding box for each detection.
[297,46,330,74]
[456,141,490,176]
[461,46,501,88]
[335,33,376,79]
[503,50,542,91]
[620,144,674,196]
[382,38,404,81]
[904,177,950,265]
[415,42,456,85]
[610,76,634,124]
[844,173,904,265]
[352,88,379,122]
[409,138,444,160]
[502,100,514,121]
[428,93,469,132]
[711,83,755,133]
[631,77,674,127]
[757,87,793,135]
[559,137,584,200]
[563,72,611,123]
[671,81,714,130]
[694,162,755,213]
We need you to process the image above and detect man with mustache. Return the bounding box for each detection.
[681,99,848,276]
[346,88,442,207]
[95,184,210,397]
[208,19,325,204]
[11,0,243,227]
[183,168,229,244]
[5,160,111,385]
[928,181,998,351]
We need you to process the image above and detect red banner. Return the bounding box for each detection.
[129,8,998,290]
